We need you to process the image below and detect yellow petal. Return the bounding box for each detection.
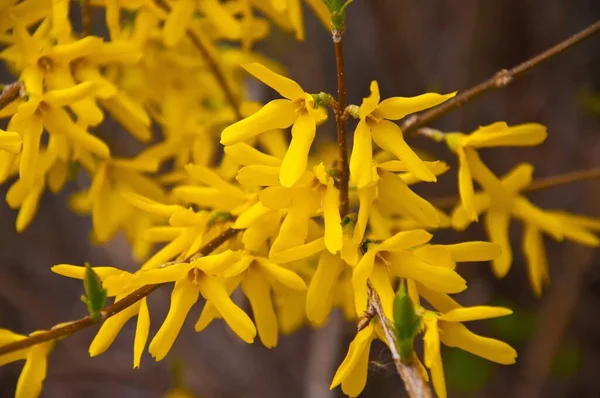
[306,251,344,325]
[323,183,343,254]
[243,63,304,100]
[440,322,517,365]
[224,143,282,166]
[376,91,456,120]
[89,302,139,357]
[464,148,511,208]
[51,264,122,281]
[416,283,461,313]
[0,130,22,154]
[372,121,436,182]
[137,263,193,284]
[429,347,447,398]
[466,123,547,148]
[423,315,440,368]
[269,237,326,264]
[451,192,491,231]
[241,268,278,348]
[340,342,371,397]
[162,0,195,47]
[358,81,380,118]
[51,36,103,61]
[236,165,281,187]
[16,186,43,232]
[194,276,240,332]
[501,163,534,193]
[222,255,254,278]
[144,226,185,243]
[522,224,548,296]
[330,323,374,390]
[456,147,477,221]
[256,258,307,291]
[353,185,377,244]
[369,263,395,320]
[234,201,271,229]
[122,192,183,218]
[149,279,199,361]
[442,241,502,262]
[512,197,563,240]
[198,275,257,343]
[221,99,297,146]
[389,251,467,294]
[439,306,513,322]
[414,245,455,269]
[15,343,49,398]
[42,82,96,108]
[280,113,316,187]
[378,229,433,252]
[18,118,43,187]
[484,209,513,278]
[349,119,374,188]
[352,251,376,314]
[133,298,150,368]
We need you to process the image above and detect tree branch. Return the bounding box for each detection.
[154,0,243,121]
[401,19,600,135]
[0,227,240,357]
[0,82,24,112]
[367,286,432,398]
[333,33,350,217]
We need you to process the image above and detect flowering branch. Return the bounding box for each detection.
[366,285,432,398]
[154,0,243,121]
[430,167,600,208]
[401,19,600,135]
[0,227,241,357]
[0,82,24,112]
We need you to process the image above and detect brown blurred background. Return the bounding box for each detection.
[1,0,600,397]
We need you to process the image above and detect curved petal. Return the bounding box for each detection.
[443,242,502,262]
[243,63,304,100]
[241,268,278,348]
[484,210,512,278]
[353,185,377,244]
[376,91,456,120]
[358,81,380,118]
[323,183,343,254]
[352,251,376,314]
[224,142,282,166]
[372,120,436,182]
[280,113,316,187]
[256,258,307,291]
[162,0,195,47]
[456,146,477,221]
[465,123,547,148]
[369,263,395,320]
[512,197,563,240]
[220,99,296,146]
[89,302,139,357]
[378,229,433,252]
[330,323,374,390]
[15,344,49,398]
[19,117,43,188]
[269,238,325,264]
[451,192,491,231]
[440,322,517,365]
[349,119,374,188]
[148,279,199,361]
[390,251,466,294]
[340,341,371,397]
[423,315,440,368]
[439,306,512,322]
[44,108,110,158]
[306,251,344,325]
[133,298,150,368]
[522,224,549,296]
[464,148,511,208]
[429,348,447,398]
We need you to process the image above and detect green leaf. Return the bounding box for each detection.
[393,280,421,363]
[82,263,107,323]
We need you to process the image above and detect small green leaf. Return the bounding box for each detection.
[393,280,421,364]
[82,263,107,323]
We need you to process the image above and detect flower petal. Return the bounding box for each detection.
[358,81,380,118]
[330,323,374,390]
[390,251,467,294]
[280,113,316,187]
[376,91,456,120]
[256,258,307,291]
[306,251,344,325]
[243,63,304,100]
[440,322,517,365]
[352,251,376,314]
[439,306,513,322]
[269,238,326,264]
[353,185,377,244]
[456,147,477,221]
[484,209,512,278]
[442,241,502,262]
[522,224,549,296]
[224,143,282,166]
[323,183,343,254]
[162,0,195,47]
[349,119,374,188]
[378,229,433,252]
[423,315,440,368]
[465,123,547,148]
[369,263,395,320]
[89,302,139,357]
[15,344,49,398]
[133,298,150,368]
[241,268,278,348]
[464,148,511,208]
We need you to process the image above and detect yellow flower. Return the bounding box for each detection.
[451,163,599,292]
[135,251,257,359]
[445,122,547,221]
[422,306,516,398]
[350,81,455,188]
[51,264,151,368]
[353,230,467,319]
[196,252,307,348]
[221,62,326,188]
[0,329,53,398]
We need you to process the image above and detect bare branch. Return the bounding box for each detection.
[0,82,24,112]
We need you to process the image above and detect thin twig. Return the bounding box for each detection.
[0,227,240,357]
[0,82,24,112]
[332,32,350,217]
[81,0,93,37]
[430,167,600,209]
[368,286,432,398]
[401,19,600,135]
[154,0,243,121]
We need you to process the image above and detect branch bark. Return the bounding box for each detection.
[333,33,350,217]
[0,227,240,357]
[401,19,600,135]
[0,82,24,112]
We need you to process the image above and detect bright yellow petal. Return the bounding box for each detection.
[89,302,139,357]
[15,344,48,398]
[199,0,242,39]
[122,192,183,218]
[484,209,512,278]
[464,148,511,208]
[224,142,282,166]
[340,341,371,397]
[429,347,447,398]
[149,279,199,361]
[18,118,43,187]
[512,197,563,240]
[456,146,477,221]
[51,264,122,281]
[352,250,376,314]
[349,119,374,188]
[42,82,96,108]
[372,121,436,182]
[0,130,22,154]
[256,258,307,291]
[466,123,547,148]
[369,263,395,320]
[358,81,380,118]
[439,306,512,322]
[442,241,502,262]
[220,99,297,146]
[269,237,326,264]
[242,63,304,100]
[353,185,377,244]
[378,229,433,252]
[323,183,343,254]
[280,113,316,187]
[133,298,150,368]
[162,0,195,47]
[416,283,462,313]
[440,322,517,365]
[198,276,256,343]
[423,315,440,368]
[241,268,278,348]
[306,251,344,325]
[522,224,548,296]
[376,91,456,120]
[451,192,491,231]
[330,323,374,389]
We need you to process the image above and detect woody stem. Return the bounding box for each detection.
[333,32,350,217]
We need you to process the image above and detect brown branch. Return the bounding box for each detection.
[81,0,93,37]
[401,19,600,135]
[333,33,350,217]
[430,167,600,209]
[0,227,240,357]
[367,286,432,398]
[0,82,24,112]
[154,0,243,121]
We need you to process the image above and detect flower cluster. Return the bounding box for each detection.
[1,1,599,398]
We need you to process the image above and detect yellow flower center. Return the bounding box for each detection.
[365,109,383,126]
[37,56,53,72]
[292,98,308,115]
[187,268,206,285]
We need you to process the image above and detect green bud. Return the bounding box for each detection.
[81,262,107,323]
[393,280,421,364]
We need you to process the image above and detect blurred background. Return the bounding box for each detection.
[1,0,600,397]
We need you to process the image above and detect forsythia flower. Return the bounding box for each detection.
[350,81,455,187]
[221,63,326,188]
[0,329,54,398]
[444,122,547,220]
